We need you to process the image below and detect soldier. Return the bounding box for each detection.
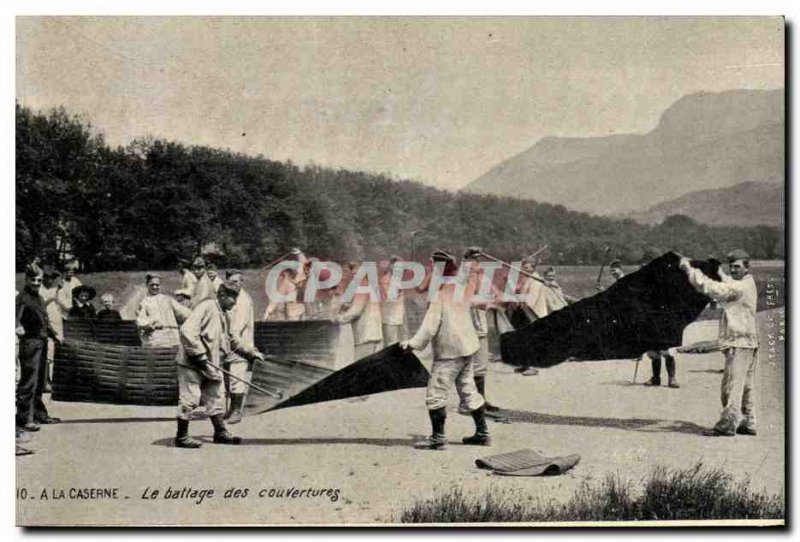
[174,281,262,448]
[263,250,308,321]
[177,259,198,297]
[207,263,224,293]
[380,256,406,346]
[679,249,759,437]
[462,247,503,412]
[514,257,545,376]
[403,250,490,450]
[189,257,215,309]
[136,274,192,347]
[223,269,257,424]
[336,261,384,359]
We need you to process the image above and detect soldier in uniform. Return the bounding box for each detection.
[223,269,257,425]
[403,250,490,450]
[337,261,384,359]
[174,281,263,448]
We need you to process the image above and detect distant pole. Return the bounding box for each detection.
[411,230,419,261]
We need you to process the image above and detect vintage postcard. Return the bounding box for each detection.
[14,16,785,527]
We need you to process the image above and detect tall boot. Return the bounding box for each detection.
[463,405,492,445]
[415,408,447,450]
[475,375,501,412]
[665,355,680,388]
[175,418,202,449]
[211,414,241,445]
[644,355,661,386]
[227,393,245,425]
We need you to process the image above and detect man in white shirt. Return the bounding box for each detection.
[380,256,406,346]
[136,274,192,347]
[337,261,383,359]
[223,269,256,424]
[403,251,489,450]
[56,260,82,314]
[679,249,759,437]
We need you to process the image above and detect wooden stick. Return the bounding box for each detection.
[477,251,546,284]
[595,247,612,287]
[203,359,284,399]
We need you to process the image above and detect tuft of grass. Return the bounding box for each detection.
[398,462,784,523]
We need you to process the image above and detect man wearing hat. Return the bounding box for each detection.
[68,285,97,319]
[679,249,759,437]
[403,250,490,450]
[16,263,61,431]
[462,247,503,412]
[136,274,192,347]
[223,269,258,424]
[175,280,263,448]
[189,256,215,309]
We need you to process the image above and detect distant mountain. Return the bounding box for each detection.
[465,89,784,217]
[625,181,784,228]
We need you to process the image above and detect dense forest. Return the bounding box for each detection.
[16,104,784,272]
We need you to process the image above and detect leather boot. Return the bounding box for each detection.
[644,355,661,386]
[174,418,202,449]
[462,405,492,446]
[415,408,447,450]
[475,375,501,412]
[227,393,245,425]
[665,355,680,388]
[211,414,241,444]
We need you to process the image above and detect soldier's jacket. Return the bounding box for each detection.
[338,289,383,345]
[225,288,258,364]
[179,298,230,381]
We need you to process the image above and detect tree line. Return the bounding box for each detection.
[15,103,784,272]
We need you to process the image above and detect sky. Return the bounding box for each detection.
[16,16,784,190]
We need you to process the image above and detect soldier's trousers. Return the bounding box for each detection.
[473,336,489,377]
[715,347,758,433]
[223,361,250,395]
[177,365,225,421]
[426,355,485,412]
[382,324,405,347]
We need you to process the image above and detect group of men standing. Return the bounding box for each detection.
[16,244,762,453]
[135,257,263,448]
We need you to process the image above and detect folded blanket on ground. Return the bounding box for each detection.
[476,448,581,476]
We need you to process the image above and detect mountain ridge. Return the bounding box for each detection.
[464,88,784,216]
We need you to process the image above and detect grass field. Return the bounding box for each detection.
[16,261,785,321]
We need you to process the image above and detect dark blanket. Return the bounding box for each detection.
[246,344,430,415]
[500,252,719,368]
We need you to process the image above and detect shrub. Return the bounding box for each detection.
[398,462,784,523]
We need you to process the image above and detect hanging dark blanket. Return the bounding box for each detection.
[245,344,430,415]
[500,252,720,368]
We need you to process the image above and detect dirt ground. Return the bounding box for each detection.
[16,309,785,526]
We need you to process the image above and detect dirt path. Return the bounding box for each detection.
[16,310,785,525]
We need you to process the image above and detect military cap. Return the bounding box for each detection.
[727,249,750,263]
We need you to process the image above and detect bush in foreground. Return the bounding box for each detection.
[398,462,784,523]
